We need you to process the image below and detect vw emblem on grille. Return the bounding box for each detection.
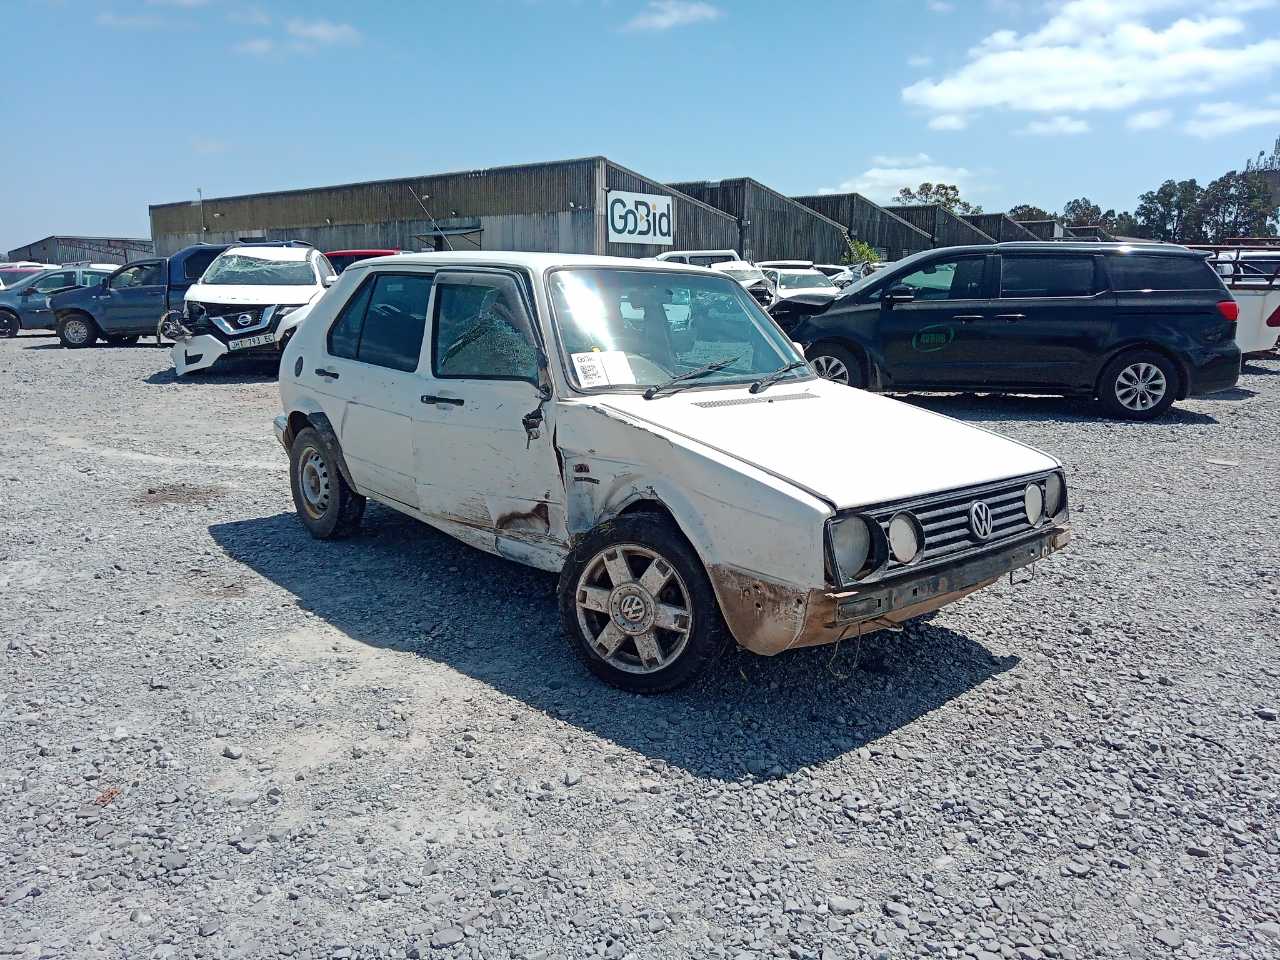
[235,313,253,327]
[969,501,994,541]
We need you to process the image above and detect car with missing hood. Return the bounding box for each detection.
[168,243,336,375]
[274,252,1071,694]
[709,260,775,307]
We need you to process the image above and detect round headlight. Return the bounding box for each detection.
[830,516,871,581]
[1045,472,1064,516]
[1024,483,1044,525]
[887,512,922,564]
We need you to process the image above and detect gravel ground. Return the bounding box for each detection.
[2,334,1278,960]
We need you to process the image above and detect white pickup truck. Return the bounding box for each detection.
[1196,246,1280,358]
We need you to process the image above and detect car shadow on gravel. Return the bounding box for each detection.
[899,392,1220,425]
[210,506,1017,781]
[144,364,279,385]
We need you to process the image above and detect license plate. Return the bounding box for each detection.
[229,333,274,351]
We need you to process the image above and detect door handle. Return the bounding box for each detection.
[994,313,1025,322]
[952,314,983,323]
[421,394,464,406]
[314,368,340,380]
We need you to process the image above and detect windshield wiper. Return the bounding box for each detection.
[749,360,809,394]
[643,354,742,399]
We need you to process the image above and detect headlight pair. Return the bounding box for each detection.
[1024,472,1067,526]
[829,510,922,583]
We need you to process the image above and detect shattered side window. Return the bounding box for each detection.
[432,275,539,382]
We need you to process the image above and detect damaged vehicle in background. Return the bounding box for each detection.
[274,252,1071,694]
[0,264,115,338]
[165,243,335,376]
[710,259,776,307]
[759,261,841,305]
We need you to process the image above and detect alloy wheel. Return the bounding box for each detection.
[574,543,693,675]
[811,354,850,385]
[1115,362,1167,412]
[63,318,91,345]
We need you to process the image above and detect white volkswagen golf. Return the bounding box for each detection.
[274,252,1071,693]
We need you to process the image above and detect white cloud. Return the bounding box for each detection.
[820,153,977,203]
[927,1,955,11]
[929,114,968,130]
[229,6,271,26]
[908,55,933,68]
[1020,115,1090,135]
[95,12,161,27]
[1185,101,1280,138]
[902,0,1280,121]
[145,0,207,6]
[623,1,722,31]
[233,37,273,55]
[285,18,361,46]
[1127,108,1173,129]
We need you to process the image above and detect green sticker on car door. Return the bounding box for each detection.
[912,324,955,352]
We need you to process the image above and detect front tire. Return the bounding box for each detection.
[558,514,727,693]
[288,427,366,539]
[57,313,98,349]
[0,311,18,338]
[807,343,866,388]
[1098,350,1177,420]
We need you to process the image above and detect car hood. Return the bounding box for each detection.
[588,378,1059,510]
[185,282,321,306]
[775,287,838,300]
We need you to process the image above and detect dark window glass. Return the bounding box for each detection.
[357,273,432,371]
[896,256,987,300]
[434,275,539,380]
[183,251,220,281]
[110,263,161,289]
[688,255,734,267]
[1107,255,1220,291]
[1001,256,1096,297]
[33,271,76,292]
[327,278,374,360]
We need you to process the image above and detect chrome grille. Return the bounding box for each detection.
[865,474,1052,576]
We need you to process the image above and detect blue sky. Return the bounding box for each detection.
[5,0,1279,253]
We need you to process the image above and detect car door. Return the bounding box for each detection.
[22,270,78,328]
[413,269,565,567]
[101,261,166,334]
[313,270,434,508]
[876,253,994,386]
[983,254,1114,389]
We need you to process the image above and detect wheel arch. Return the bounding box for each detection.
[283,409,358,491]
[1095,342,1190,400]
[804,336,881,388]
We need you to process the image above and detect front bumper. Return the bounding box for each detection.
[171,331,283,376]
[711,523,1071,656]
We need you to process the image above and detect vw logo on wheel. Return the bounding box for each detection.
[235,313,254,327]
[968,501,994,540]
[619,594,647,623]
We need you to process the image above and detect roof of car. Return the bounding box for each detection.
[325,249,402,256]
[915,241,1198,257]
[354,252,724,273]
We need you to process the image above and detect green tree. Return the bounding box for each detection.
[893,183,982,214]
[1007,203,1053,221]
[840,238,881,266]
[1196,170,1279,241]
[1061,197,1103,227]
[1111,212,1142,238]
[1134,179,1204,242]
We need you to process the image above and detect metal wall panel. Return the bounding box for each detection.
[883,205,995,248]
[791,193,933,260]
[7,236,154,264]
[1017,220,1066,240]
[962,214,1039,242]
[604,162,740,258]
[671,178,850,263]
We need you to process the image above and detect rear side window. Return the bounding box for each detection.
[1001,256,1097,298]
[326,272,433,372]
[1106,255,1220,291]
[183,251,220,281]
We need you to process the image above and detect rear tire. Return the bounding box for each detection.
[289,427,366,539]
[1098,350,1177,420]
[0,311,18,338]
[807,342,866,388]
[57,313,98,349]
[558,514,727,694]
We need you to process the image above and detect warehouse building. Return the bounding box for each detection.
[1017,219,1067,240]
[149,157,742,259]
[883,205,995,248]
[666,178,850,263]
[790,192,933,260]
[7,235,153,265]
[962,214,1038,242]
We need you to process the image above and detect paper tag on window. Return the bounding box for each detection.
[572,351,635,387]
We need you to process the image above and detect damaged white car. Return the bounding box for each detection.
[167,243,335,375]
[274,253,1071,693]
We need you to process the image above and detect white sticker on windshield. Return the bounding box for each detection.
[572,351,635,388]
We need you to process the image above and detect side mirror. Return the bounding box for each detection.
[885,284,915,306]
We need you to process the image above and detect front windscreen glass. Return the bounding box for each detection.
[548,268,808,391]
[720,268,766,283]
[778,271,835,290]
[202,254,316,286]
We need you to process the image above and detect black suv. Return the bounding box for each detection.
[774,242,1241,419]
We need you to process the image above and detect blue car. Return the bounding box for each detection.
[0,265,116,338]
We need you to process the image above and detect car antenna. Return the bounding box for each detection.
[410,188,453,252]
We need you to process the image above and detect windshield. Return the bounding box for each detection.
[0,269,39,287]
[548,268,808,392]
[720,268,766,283]
[201,254,316,286]
[778,271,835,290]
